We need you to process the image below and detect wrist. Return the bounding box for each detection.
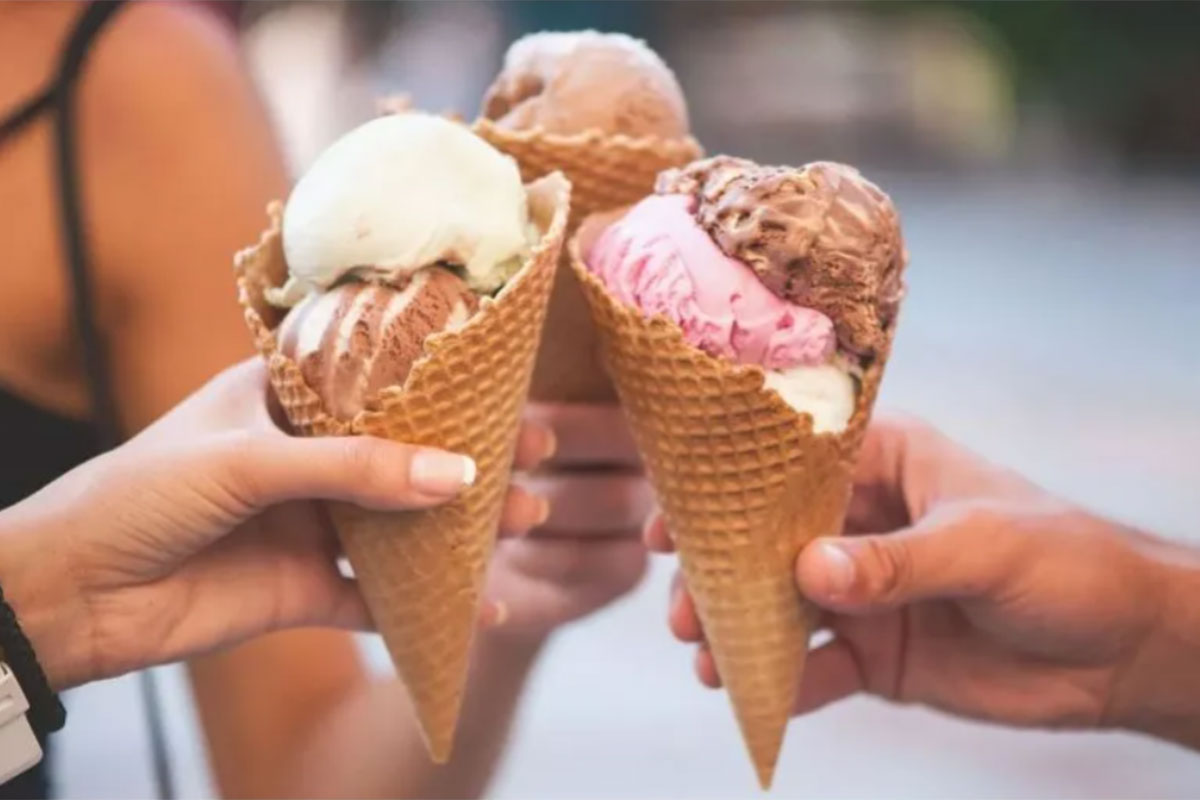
[0,510,94,691]
[1109,538,1200,749]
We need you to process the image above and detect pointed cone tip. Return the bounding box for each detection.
[420,719,456,764]
[753,753,777,792]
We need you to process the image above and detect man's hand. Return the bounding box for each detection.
[649,415,1200,748]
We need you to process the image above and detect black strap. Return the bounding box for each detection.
[52,0,127,451]
[0,2,126,447]
[0,586,64,742]
[0,89,54,145]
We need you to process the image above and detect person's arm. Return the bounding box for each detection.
[0,360,486,691]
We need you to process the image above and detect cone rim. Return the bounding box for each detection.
[472,115,704,158]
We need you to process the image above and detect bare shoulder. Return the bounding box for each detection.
[79,2,289,298]
[90,1,251,119]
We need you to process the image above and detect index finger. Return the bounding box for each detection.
[512,420,557,471]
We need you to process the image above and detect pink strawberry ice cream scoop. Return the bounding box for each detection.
[586,194,835,369]
[657,156,905,357]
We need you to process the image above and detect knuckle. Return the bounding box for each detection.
[941,502,1022,595]
[207,429,271,506]
[958,502,1029,571]
[337,437,393,490]
[861,536,913,605]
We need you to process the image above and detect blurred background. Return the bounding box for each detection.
[59,1,1200,797]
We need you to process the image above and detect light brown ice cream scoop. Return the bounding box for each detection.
[276,268,479,421]
[482,30,689,139]
[658,156,906,358]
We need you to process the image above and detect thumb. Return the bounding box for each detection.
[796,505,1024,613]
[216,432,477,513]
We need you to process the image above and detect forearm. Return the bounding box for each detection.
[1111,538,1200,750]
[286,631,545,799]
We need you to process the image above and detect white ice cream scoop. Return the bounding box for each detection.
[764,363,857,434]
[270,112,533,306]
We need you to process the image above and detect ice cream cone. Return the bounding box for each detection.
[568,211,894,789]
[472,119,702,402]
[234,173,571,762]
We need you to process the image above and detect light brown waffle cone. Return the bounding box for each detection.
[233,173,571,762]
[569,212,894,789]
[472,119,702,402]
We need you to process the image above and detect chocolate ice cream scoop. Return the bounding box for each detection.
[277,267,479,420]
[657,156,906,357]
[482,31,689,139]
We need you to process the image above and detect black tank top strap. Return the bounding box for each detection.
[51,0,128,449]
[0,1,127,447]
[0,87,54,144]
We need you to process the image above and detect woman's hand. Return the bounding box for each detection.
[650,415,1200,749]
[482,403,651,643]
[0,359,553,690]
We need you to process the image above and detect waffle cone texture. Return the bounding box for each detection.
[234,173,571,762]
[569,212,894,789]
[473,119,702,402]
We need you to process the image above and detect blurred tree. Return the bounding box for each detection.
[874,0,1200,163]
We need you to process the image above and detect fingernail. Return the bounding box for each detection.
[641,515,657,539]
[541,429,558,461]
[491,600,508,627]
[818,541,856,597]
[410,450,476,495]
[533,496,551,527]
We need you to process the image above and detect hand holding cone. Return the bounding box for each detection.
[569,157,905,787]
[236,151,571,760]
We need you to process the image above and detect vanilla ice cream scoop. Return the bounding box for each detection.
[270,113,534,306]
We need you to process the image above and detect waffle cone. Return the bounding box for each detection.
[472,119,702,402]
[233,173,571,762]
[569,212,894,789]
